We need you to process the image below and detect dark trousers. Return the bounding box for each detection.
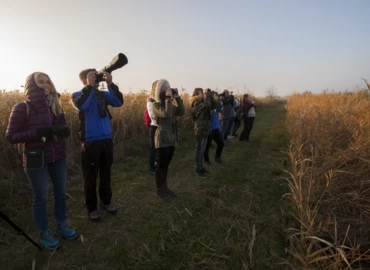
[204,129,224,161]
[220,118,230,140]
[239,117,255,141]
[81,138,113,213]
[232,117,241,135]
[155,146,175,189]
[195,135,208,171]
[225,116,235,138]
[149,126,157,172]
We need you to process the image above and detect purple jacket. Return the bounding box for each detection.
[6,74,69,167]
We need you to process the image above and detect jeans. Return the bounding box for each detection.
[220,118,230,140]
[81,138,113,213]
[149,126,157,172]
[25,158,67,233]
[195,135,208,171]
[204,129,224,161]
[156,146,175,189]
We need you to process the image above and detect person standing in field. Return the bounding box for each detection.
[231,97,241,137]
[152,79,185,201]
[147,80,158,176]
[239,94,256,142]
[6,72,77,251]
[204,91,225,165]
[71,69,123,221]
[190,88,217,178]
[220,90,235,144]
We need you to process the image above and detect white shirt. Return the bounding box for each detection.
[147,101,158,126]
[248,106,256,117]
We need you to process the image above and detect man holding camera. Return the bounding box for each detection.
[71,69,124,221]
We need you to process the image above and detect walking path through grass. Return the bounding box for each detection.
[0,101,289,270]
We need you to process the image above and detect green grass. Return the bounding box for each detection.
[0,100,290,270]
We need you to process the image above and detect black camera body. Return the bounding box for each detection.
[171,88,179,95]
[95,53,129,83]
[52,124,69,141]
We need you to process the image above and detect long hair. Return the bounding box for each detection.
[243,94,249,102]
[33,72,63,116]
[192,88,203,97]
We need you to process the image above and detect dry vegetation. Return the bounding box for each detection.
[285,90,370,269]
[0,89,285,269]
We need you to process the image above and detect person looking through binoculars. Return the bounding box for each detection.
[152,79,185,202]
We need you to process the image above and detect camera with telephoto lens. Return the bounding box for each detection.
[95,53,129,83]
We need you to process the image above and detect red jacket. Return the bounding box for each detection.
[6,73,68,167]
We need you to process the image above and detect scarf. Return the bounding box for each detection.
[46,94,53,108]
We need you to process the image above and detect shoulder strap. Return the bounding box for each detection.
[27,101,49,125]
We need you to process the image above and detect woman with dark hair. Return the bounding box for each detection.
[6,72,77,251]
[204,91,225,165]
[152,79,185,201]
[190,88,217,178]
[239,94,257,142]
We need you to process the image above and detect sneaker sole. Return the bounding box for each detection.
[99,205,117,215]
[155,194,171,202]
[194,172,207,178]
[43,243,62,251]
[56,232,79,240]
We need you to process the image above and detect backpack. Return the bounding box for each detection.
[16,102,30,155]
[143,107,151,127]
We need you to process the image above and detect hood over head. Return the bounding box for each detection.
[154,79,170,102]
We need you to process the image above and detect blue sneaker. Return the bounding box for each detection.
[56,221,78,240]
[40,230,61,251]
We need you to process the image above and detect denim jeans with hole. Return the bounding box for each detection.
[25,158,67,233]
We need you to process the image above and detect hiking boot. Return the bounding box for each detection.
[215,158,223,164]
[56,221,78,240]
[202,168,210,174]
[40,229,61,251]
[204,160,212,166]
[88,210,101,222]
[195,170,207,178]
[155,189,171,202]
[164,186,177,197]
[100,203,117,215]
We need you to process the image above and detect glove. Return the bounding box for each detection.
[54,126,70,139]
[37,126,53,138]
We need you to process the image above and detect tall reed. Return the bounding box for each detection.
[285,90,370,269]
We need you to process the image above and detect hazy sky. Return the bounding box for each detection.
[0,0,369,96]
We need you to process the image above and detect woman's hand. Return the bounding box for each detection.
[165,88,172,97]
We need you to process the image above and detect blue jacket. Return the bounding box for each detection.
[211,109,220,130]
[72,83,123,142]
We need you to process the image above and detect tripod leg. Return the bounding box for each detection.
[0,211,42,251]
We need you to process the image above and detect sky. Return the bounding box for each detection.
[0,0,369,97]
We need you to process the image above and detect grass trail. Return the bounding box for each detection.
[0,101,289,270]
